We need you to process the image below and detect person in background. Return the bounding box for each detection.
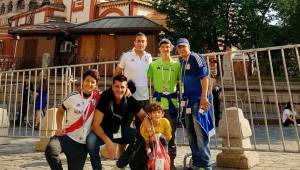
[45,69,101,170]
[212,85,222,127]
[16,79,33,126]
[282,102,300,127]
[33,77,48,130]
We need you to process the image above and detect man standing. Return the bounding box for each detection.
[147,38,181,169]
[176,38,213,170]
[115,32,152,108]
[86,75,152,170]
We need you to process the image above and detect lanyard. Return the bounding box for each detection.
[181,55,190,85]
[160,59,172,82]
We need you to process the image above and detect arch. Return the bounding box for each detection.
[7,1,13,13]
[99,8,125,18]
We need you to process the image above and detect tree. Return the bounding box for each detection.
[153,0,281,51]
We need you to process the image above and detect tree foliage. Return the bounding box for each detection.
[153,0,298,52]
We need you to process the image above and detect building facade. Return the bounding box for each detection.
[5,0,166,69]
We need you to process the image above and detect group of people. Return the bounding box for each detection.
[44,32,216,170]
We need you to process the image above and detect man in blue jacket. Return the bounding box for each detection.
[176,38,214,170]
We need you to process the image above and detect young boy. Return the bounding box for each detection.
[140,102,172,155]
[45,69,101,170]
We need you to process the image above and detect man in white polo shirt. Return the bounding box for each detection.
[114,32,152,169]
[115,32,152,108]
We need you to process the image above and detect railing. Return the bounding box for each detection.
[0,44,300,154]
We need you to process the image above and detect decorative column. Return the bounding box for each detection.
[0,107,11,145]
[216,107,259,168]
[35,108,58,151]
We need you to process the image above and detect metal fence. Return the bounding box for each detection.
[0,44,300,154]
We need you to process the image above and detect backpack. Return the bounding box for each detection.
[147,136,170,170]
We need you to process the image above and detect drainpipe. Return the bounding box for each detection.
[12,35,20,70]
[69,0,74,22]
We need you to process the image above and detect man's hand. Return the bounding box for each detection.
[200,96,210,112]
[125,88,132,97]
[105,139,116,159]
[55,128,64,136]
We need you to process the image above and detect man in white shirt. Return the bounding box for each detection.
[114,32,152,169]
[115,32,152,108]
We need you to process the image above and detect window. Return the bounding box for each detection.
[42,0,50,6]
[0,4,5,15]
[72,0,84,12]
[7,1,13,13]
[28,0,37,11]
[17,0,25,10]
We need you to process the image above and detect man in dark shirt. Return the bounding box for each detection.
[86,75,151,170]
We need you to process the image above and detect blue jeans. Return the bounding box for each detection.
[45,135,87,170]
[185,102,212,170]
[86,127,136,170]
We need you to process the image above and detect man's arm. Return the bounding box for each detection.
[200,76,210,111]
[136,109,152,132]
[55,106,65,136]
[92,109,115,157]
[137,109,155,142]
[114,66,123,76]
[92,109,113,145]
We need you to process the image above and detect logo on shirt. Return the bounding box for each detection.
[131,58,135,62]
[91,99,96,105]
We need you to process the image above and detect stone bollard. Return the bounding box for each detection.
[216,107,259,169]
[0,107,11,145]
[35,108,58,151]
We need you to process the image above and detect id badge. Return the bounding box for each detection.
[162,85,169,95]
[180,101,186,107]
[113,127,122,139]
[155,158,164,170]
[186,64,191,70]
[186,108,192,114]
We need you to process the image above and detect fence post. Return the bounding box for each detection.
[0,107,11,144]
[216,107,259,168]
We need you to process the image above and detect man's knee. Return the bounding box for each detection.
[45,137,61,157]
[86,132,98,151]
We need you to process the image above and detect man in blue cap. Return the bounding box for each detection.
[176,38,214,170]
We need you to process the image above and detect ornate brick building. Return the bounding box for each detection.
[5,0,167,69]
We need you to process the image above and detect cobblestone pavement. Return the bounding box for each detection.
[0,137,300,170]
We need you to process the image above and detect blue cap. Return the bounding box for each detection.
[176,38,189,46]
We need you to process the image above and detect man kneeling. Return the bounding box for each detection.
[87,75,151,170]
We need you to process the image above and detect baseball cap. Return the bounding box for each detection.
[176,38,189,46]
[159,38,172,47]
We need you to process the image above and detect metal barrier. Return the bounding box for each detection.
[0,44,299,155]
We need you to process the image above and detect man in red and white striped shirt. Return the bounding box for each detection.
[45,69,101,170]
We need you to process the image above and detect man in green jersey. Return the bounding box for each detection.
[147,38,181,169]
